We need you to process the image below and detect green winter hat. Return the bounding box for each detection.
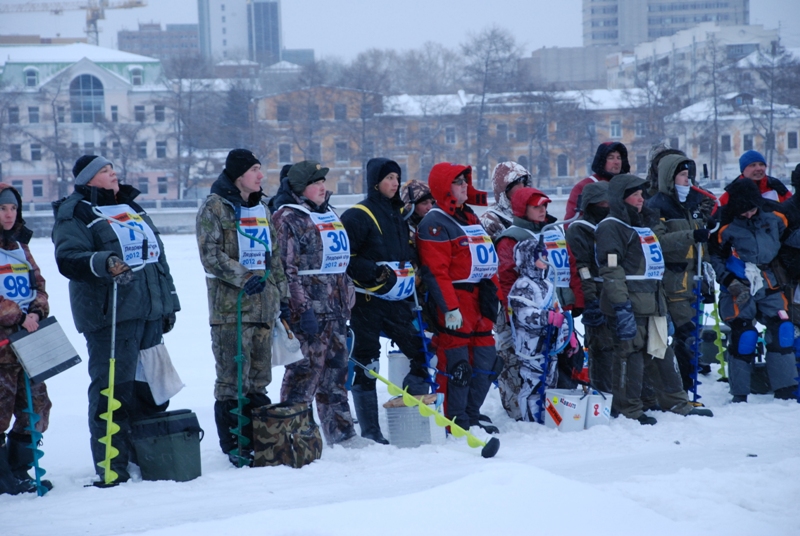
[287,160,329,194]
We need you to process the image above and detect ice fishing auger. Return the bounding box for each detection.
[229,213,271,468]
[689,222,719,403]
[92,207,149,486]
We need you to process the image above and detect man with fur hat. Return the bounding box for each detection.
[709,178,799,402]
[480,161,531,242]
[340,158,429,444]
[416,163,503,435]
[196,148,289,464]
[271,161,365,448]
[565,142,630,222]
[718,150,792,207]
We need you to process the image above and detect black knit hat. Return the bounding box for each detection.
[73,154,114,185]
[726,178,762,216]
[224,149,261,181]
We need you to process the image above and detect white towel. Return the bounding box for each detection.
[647,316,669,359]
[135,343,184,405]
[744,262,764,296]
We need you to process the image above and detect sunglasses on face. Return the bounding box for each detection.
[452,178,467,185]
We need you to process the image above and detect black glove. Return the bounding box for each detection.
[726,279,750,307]
[582,300,605,327]
[107,255,133,285]
[243,275,266,296]
[279,302,291,323]
[613,301,637,341]
[298,309,319,336]
[162,312,176,334]
[374,264,397,293]
[693,229,710,243]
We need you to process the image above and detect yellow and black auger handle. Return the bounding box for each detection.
[348,358,500,458]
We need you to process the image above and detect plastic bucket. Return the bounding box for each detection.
[387,351,410,387]
[584,390,613,429]
[544,389,588,432]
[386,405,445,448]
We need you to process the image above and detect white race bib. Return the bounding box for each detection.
[95,204,160,266]
[542,228,570,288]
[0,249,32,312]
[373,261,416,301]
[237,205,272,269]
[454,224,498,283]
[308,211,349,274]
[635,226,664,280]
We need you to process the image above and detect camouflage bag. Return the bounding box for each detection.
[251,402,322,468]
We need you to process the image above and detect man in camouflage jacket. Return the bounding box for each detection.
[196,149,288,461]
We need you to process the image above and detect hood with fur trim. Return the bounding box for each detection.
[591,142,630,181]
[427,162,487,216]
[490,161,530,217]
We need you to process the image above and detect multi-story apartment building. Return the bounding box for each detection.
[198,0,281,65]
[0,43,178,202]
[584,0,750,48]
[118,23,200,61]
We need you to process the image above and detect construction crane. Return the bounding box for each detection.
[0,1,147,46]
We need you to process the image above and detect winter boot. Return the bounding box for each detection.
[636,414,657,426]
[731,394,748,403]
[687,407,714,417]
[214,399,241,455]
[0,434,36,495]
[6,432,53,491]
[351,386,389,445]
[773,386,797,400]
[471,415,499,434]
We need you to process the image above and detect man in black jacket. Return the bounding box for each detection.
[340,158,429,444]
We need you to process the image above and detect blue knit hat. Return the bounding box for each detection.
[739,150,766,173]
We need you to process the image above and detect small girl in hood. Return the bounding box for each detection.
[507,238,577,421]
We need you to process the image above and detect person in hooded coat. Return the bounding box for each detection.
[0,184,51,495]
[480,161,531,242]
[340,158,429,444]
[53,155,181,484]
[565,181,613,393]
[416,163,503,434]
[709,178,799,402]
[646,155,717,392]
[401,179,435,239]
[271,161,365,448]
[564,142,630,222]
[196,149,289,464]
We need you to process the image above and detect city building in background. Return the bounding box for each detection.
[118,23,200,60]
[198,0,282,65]
[583,0,750,48]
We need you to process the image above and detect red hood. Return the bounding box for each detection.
[427,162,487,216]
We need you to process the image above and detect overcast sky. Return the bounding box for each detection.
[0,0,798,59]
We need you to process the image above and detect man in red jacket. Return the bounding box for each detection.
[564,142,630,222]
[416,163,503,434]
[718,150,792,207]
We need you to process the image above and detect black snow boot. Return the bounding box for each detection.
[214,399,241,455]
[0,434,36,495]
[351,386,389,445]
[6,432,53,491]
[636,414,657,426]
[773,386,797,400]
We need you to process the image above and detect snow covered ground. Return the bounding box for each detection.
[2,234,799,536]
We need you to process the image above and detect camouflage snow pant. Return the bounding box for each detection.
[0,363,51,435]
[496,316,522,420]
[212,323,272,401]
[280,316,357,445]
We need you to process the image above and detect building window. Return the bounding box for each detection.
[10,144,22,161]
[335,141,349,162]
[222,27,226,35]
[111,105,118,122]
[99,141,108,157]
[130,68,143,86]
[308,142,321,161]
[557,154,568,177]
[221,3,225,10]
[496,123,508,142]
[394,128,406,146]
[134,105,146,122]
[137,141,147,159]
[445,127,456,144]
[278,143,291,163]
[84,142,95,155]
[556,122,568,140]
[587,122,596,138]
[743,134,753,151]
[24,69,38,87]
[30,144,42,161]
[518,155,529,169]
[57,106,66,123]
[277,104,290,122]
[610,120,622,138]
[637,154,647,172]
[721,134,731,152]
[32,180,43,198]
[11,181,23,196]
[635,121,646,137]
[155,105,165,122]
[112,142,121,159]
[420,126,431,140]
[138,177,149,194]
[8,107,19,124]
[766,132,775,150]
[222,16,226,22]
[789,132,798,150]
[28,107,39,124]
[156,141,167,158]
[516,123,528,142]
[669,137,680,151]
[70,74,104,123]
[307,104,320,121]
[699,139,710,153]
[157,176,168,194]
[334,104,346,121]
